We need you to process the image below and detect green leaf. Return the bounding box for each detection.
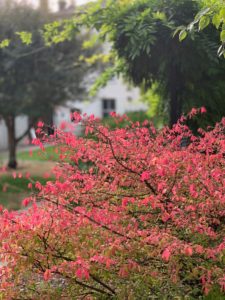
[179,30,187,42]
[199,15,210,31]
[220,30,225,42]
[212,14,221,29]
[173,26,185,38]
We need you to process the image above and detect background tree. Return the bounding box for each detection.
[71,0,225,126]
[0,2,92,169]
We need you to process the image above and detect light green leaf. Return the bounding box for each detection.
[0,39,10,48]
[179,30,187,42]
[82,34,99,49]
[219,8,225,20]
[212,14,221,29]
[199,15,210,31]
[16,31,32,45]
[152,11,166,21]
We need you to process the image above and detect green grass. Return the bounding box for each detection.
[204,287,225,300]
[17,146,59,162]
[0,175,53,210]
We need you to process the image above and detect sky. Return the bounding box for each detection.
[22,0,91,11]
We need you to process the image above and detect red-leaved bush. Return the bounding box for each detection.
[0,109,225,299]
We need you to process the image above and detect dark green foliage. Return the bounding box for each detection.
[112,0,225,126]
[82,0,225,126]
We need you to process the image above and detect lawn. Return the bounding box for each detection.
[0,146,57,211]
[17,145,59,161]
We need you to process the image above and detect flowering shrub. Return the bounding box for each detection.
[0,109,225,299]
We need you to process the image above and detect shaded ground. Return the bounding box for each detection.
[0,192,28,211]
[1,160,56,177]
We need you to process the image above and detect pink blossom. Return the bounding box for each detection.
[200,106,207,114]
[141,171,150,181]
[37,121,44,128]
[162,248,171,262]
[43,269,51,281]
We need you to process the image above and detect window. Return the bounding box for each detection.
[102,99,116,118]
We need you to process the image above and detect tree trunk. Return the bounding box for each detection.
[169,91,181,127]
[5,116,17,169]
[169,65,183,127]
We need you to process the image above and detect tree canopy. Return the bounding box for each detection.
[0,2,93,168]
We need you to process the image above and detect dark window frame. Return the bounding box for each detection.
[102,98,116,117]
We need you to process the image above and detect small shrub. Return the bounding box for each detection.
[0,109,224,299]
